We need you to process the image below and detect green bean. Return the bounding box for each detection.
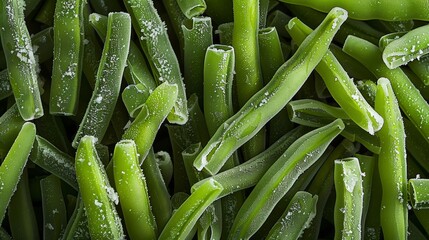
[162,0,187,54]
[286,4,384,45]
[364,156,382,240]
[34,111,72,154]
[192,125,309,198]
[158,179,223,239]
[379,20,414,32]
[62,197,91,240]
[258,27,285,85]
[29,136,77,190]
[72,12,131,148]
[217,22,234,45]
[89,13,156,88]
[343,36,429,145]
[0,104,25,159]
[282,0,429,20]
[143,148,173,231]
[193,8,348,175]
[287,17,383,135]
[183,143,203,185]
[382,24,429,69]
[75,136,124,239]
[404,118,429,173]
[0,122,35,223]
[50,0,84,115]
[177,0,206,18]
[113,140,157,239]
[88,0,122,15]
[7,169,40,240]
[408,178,429,210]
[123,0,188,124]
[375,77,408,240]
[122,83,151,118]
[266,10,291,39]
[403,67,429,101]
[0,0,44,120]
[197,201,222,240]
[183,16,213,102]
[334,157,363,240]
[156,151,174,186]
[408,55,429,86]
[266,191,318,240]
[356,80,377,106]
[330,44,375,80]
[34,0,56,26]
[229,119,344,239]
[40,175,67,240]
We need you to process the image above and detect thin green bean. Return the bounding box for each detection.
[408,178,429,210]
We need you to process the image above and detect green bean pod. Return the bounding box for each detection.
[158,179,223,239]
[182,16,213,103]
[228,119,344,239]
[343,35,429,145]
[281,0,429,20]
[122,83,151,118]
[72,12,131,148]
[50,0,84,115]
[266,191,318,240]
[409,178,429,210]
[356,80,377,106]
[0,0,44,120]
[217,22,234,45]
[375,77,408,240]
[75,136,124,239]
[40,175,67,240]
[113,140,157,239]
[334,157,363,240]
[123,0,188,124]
[193,7,348,175]
[287,17,383,135]
[258,27,285,85]
[156,151,174,186]
[382,24,429,69]
[0,122,35,223]
[177,0,207,18]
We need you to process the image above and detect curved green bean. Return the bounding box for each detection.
[193,7,348,175]
[158,179,223,239]
[123,0,188,124]
[0,0,44,120]
[50,0,84,115]
[228,119,344,239]
[266,191,318,240]
[281,0,429,20]
[177,0,206,18]
[375,77,408,240]
[113,140,157,239]
[334,157,363,240]
[408,178,429,210]
[287,17,383,135]
[72,12,131,148]
[343,35,429,145]
[0,122,35,223]
[75,136,124,239]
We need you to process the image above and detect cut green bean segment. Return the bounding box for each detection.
[229,119,344,239]
[50,0,84,115]
[375,77,408,240]
[343,35,429,145]
[75,136,124,239]
[40,175,67,240]
[356,80,377,106]
[258,27,285,85]
[62,197,91,240]
[282,0,429,20]
[156,151,174,186]
[113,140,157,239]
[192,125,309,198]
[177,0,207,18]
[89,13,156,88]
[197,200,222,240]
[193,8,348,175]
[162,0,187,53]
[182,16,213,103]
[72,12,131,148]
[266,191,317,240]
[217,22,234,45]
[159,179,223,239]
[122,83,151,118]
[287,17,383,135]
[0,122,35,223]
[0,104,25,159]
[0,0,44,120]
[7,169,40,240]
[409,178,429,210]
[382,24,429,69]
[123,0,188,124]
[334,157,363,240]
[122,82,178,161]
[29,136,77,189]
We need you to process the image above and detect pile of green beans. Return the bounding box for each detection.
[2,0,429,239]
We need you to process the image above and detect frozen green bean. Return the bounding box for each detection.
[62,197,91,240]
[0,0,44,120]
[193,8,348,175]
[0,104,25,159]
[50,0,84,115]
[408,178,429,210]
[177,0,206,18]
